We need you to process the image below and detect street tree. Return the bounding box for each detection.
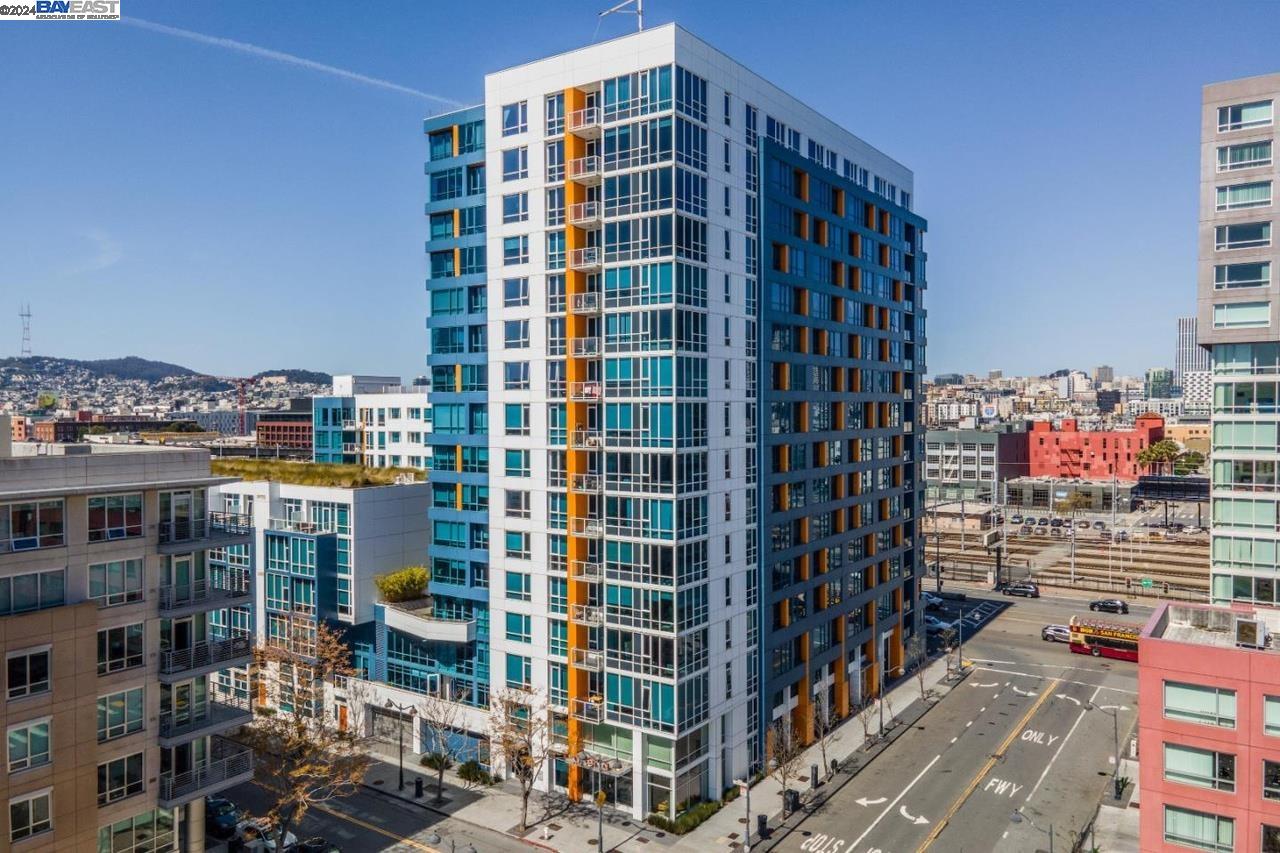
[855,699,877,748]
[811,689,839,778]
[489,688,553,833]
[1174,450,1206,476]
[1137,439,1181,475]
[907,634,930,702]
[418,684,470,803]
[240,619,371,850]
[766,714,805,815]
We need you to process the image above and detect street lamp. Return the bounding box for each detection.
[1087,703,1122,797]
[1010,807,1055,853]
[733,777,752,851]
[384,698,418,791]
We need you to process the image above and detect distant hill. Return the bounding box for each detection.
[253,369,333,385]
[0,355,199,382]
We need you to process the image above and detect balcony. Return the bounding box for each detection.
[568,155,601,185]
[571,429,603,450]
[380,598,477,644]
[571,696,604,723]
[569,201,602,227]
[572,337,602,358]
[571,559,602,581]
[567,106,601,137]
[158,737,254,808]
[158,570,252,618]
[571,517,605,538]
[157,512,252,555]
[570,603,603,626]
[571,648,605,670]
[570,291,602,314]
[158,694,254,747]
[159,635,253,682]
[570,473,602,492]
[342,443,359,453]
[570,381,602,402]
[341,419,357,429]
[569,246,602,272]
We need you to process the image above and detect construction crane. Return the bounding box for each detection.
[225,376,257,436]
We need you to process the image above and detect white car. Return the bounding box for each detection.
[235,821,298,852]
[924,615,954,633]
[922,592,944,610]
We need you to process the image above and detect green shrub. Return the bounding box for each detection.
[420,752,452,771]
[645,799,722,834]
[457,759,494,786]
[375,566,429,602]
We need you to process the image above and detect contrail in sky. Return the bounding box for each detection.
[123,17,465,107]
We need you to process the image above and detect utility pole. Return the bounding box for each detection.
[960,496,966,551]
[1109,474,1117,591]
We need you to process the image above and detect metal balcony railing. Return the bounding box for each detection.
[571,696,604,723]
[158,694,253,741]
[570,603,603,625]
[158,571,252,612]
[572,338,601,357]
[567,106,601,135]
[568,155,601,183]
[158,737,253,806]
[571,430,603,450]
[569,246,602,271]
[571,518,605,538]
[569,381,602,401]
[570,291,601,313]
[571,559,603,581]
[572,648,605,670]
[569,201,602,226]
[570,473,602,492]
[159,635,252,676]
[158,512,252,545]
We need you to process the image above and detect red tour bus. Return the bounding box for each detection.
[1068,616,1139,662]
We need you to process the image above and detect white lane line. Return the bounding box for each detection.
[848,753,941,851]
[1026,685,1102,804]
[980,707,987,713]
[1056,694,1082,706]
[993,693,1000,699]
[976,665,1137,695]
[966,721,973,728]
[1012,686,1037,697]
[950,737,958,744]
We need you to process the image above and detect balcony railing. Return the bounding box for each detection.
[570,473,602,492]
[158,694,253,743]
[569,201,602,226]
[569,246,602,271]
[158,571,252,613]
[571,429,603,450]
[568,155,601,184]
[570,381,602,401]
[571,559,603,581]
[571,648,605,670]
[570,291,601,314]
[572,337,601,358]
[158,737,254,807]
[570,518,605,538]
[158,512,252,545]
[571,696,604,723]
[567,106,601,135]
[159,635,252,676]
[269,517,335,534]
[570,603,603,625]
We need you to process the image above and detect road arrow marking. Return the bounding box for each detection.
[1012,686,1037,697]
[1099,704,1132,712]
[1056,694,1081,706]
[900,805,929,825]
[855,796,887,807]
[849,754,941,850]
[971,681,999,688]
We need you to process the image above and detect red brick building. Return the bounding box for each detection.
[1026,413,1164,481]
[256,417,313,451]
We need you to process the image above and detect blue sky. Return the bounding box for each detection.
[2,1,1278,380]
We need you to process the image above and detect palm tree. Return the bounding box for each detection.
[1137,439,1181,476]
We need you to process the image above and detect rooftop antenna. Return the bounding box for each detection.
[18,304,31,357]
[599,0,643,32]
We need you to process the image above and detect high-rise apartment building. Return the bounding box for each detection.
[1199,74,1279,606]
[1094,364,1115,387]
[312,375,432,469]
[1176,316,1211,385]
[1146,367,1175,399]
[423,24,925,818]
[0,427,254,852]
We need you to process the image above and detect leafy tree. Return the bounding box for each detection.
[489,688,553,833]
[239,620,371,850]
[35,392,56,410]
[374,566,429,602]
[1174,450,1205,476]
[1137,439,1181,475]
[1053,491,1091,517]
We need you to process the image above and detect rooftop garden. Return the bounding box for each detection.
[210,458,425,488]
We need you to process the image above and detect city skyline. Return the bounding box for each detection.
[3,1,1279,379]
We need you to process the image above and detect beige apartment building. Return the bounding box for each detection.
[0,420,254,852]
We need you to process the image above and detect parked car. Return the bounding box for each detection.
[1092,521,1107,530]
[234,821,298,852]
[1019,525,1033,536]
[922,591,944,611]
[1089,598,1130,614]
[1050,518,1064,528]
[993,514,1005,525]
[1041,624,1070,643]
[1050,527,1063,537]
[1034,527,1048,536]
[1171,523,1186,532]
[1002,582,1041,598]
[1037,518,1050,526]
[1010,515,1025,525]
[296,840,343,853]
[1076,520,1091,530]
[1184,526,1203,535]
[1115,531,1130,542]
[205,797,241,839]
[925,614,954,633]
[1023,516,1037,525]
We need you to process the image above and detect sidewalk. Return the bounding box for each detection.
[1090,757,1140,851]
[359,655,961,853]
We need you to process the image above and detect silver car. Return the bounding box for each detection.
[1041,624,1070,643]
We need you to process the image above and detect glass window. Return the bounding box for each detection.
[1214,301,1271,329]
[0,569,65,616]
[505,403,530,435]
[87,494,143,541]
[505,653,531,689]
[3,500,64,550]
[502,147,529,181]
[1266,695,1280,736]
[98,687,145,742]
[1164,743,1235,791]
[6,648,49,700]
[428,129,453,161]
[504,320,530,349]
[1164,681,1236,727]
[9,790,51,842]
[97,624,145,675]
[1215,261,1271,289]
[503,235,529,266]
[502,192,529,223]
[505,612,531,643]
[88,559,144,606]
[1265,759,1280,800]
[504,277,529,307]
[1217,180,1272,211]
[7,719,50,771]
[1163,805,1233,852]
[1216,222,1272,251]
[501,101,527,136]
[1218,99,1273,132]
[97,752,145,805]
[98,808,177,853]
[505,449,531,477]
[1218,140,1273,171]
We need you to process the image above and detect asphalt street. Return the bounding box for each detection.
[775,590,1144,853]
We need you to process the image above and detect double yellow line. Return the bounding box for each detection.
[916,677,1061,851]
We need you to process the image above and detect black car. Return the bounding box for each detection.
[296,839,343,853]
[1050,518,1064,528]
[1037,518,1050,526]
[1089,598,1129,614]
[205,797,241,839]
[1092,521,1107,530]
[1002,582,1040,598]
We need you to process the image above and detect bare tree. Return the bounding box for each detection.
[812,690,838,778]
[240,618,371,850]
[766,714,805,816]
[489,688,552,833]
[907,634,930,702]
[855,700,877,748]
[418,684,469,803]
[883,693,895,730]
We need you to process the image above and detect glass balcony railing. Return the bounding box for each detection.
[158,512,252,546]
